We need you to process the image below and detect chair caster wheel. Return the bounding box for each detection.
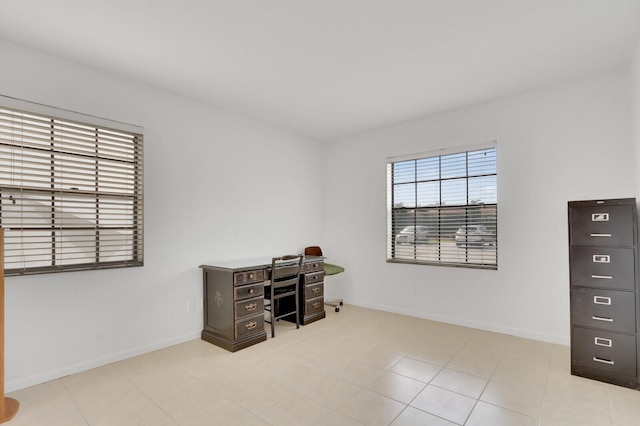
[339,301,344,306]
[335,307,340,312]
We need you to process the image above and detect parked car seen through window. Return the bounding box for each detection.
[455,224,495,247]
[395,225,430,245]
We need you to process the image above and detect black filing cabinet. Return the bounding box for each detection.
[569,198,640,389]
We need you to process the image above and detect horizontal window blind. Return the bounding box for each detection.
[0,98,143,276]
[387,143,497,269]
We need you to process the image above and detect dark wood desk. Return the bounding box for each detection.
[200,256,325,352]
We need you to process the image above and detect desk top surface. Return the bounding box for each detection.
[200,256,323,272]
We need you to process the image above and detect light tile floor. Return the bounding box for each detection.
[7,306,640,425]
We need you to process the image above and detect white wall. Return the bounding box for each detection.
[633,38,640,195]
[0,39,326,392]
[324,71,633,345]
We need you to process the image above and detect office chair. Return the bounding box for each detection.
[304,246,345,312]
[264,254,303,338]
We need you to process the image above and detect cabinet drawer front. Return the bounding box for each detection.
[302,260,324,274]
[235,314,264,338]
[305,296,324,315]
[570,247,635,290]
[234,296,264,320]
[571,288,636,333]
[304,271,324,285]
[305,283,324,300]
[572,327,637,376]
[569,205,635,247]
[234,269,265,285]
[234,283,264,300]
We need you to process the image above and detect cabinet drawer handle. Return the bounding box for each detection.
[312,287,320,294]
[245,321,257,330]
[592,315,613,322]
[590,233,611,237]
[591,275,612,280]
[248,273,254,279]
[592,255,610,263]
[593,357,614,365]
[248,288,255,294]
[594,337,612,347]
[245,303,257,311]
[593,296,611,305]
[312,302,321,308]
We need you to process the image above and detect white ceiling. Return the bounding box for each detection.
[1,1,640,141]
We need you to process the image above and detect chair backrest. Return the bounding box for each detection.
[271,254,303,288]
[304,246,323,257]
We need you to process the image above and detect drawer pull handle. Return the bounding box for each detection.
[592,315,613,322]
[593,296,611,305]
[592,255,610,263]
[591,275,612,280]
[312,287,320,294]
[245,303,257,311]
[590,233,612,237]
[245,321,257,330]
[594,337,612,347]
[593,357,614,365]
[248,288,255,294]
[312,302,321,308]
[248,273,254,279]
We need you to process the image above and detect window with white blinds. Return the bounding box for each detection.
[387,143,497,269]
[0,97,143,276]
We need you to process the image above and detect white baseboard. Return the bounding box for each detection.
[343,299,569,346]
[6,330,201,393]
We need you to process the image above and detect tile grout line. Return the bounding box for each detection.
[460,333,513,425]
[536,343,557,426]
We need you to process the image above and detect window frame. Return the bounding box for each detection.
[386,142,497,270]
[0,95,144,276]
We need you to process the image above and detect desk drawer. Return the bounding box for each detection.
[571,288,636,333]
[234,269,265,285]
[570,247,635,290]
[235,283,264,300]
[305,296,324,316]
[304,271,323,285]
[234,296,264,320]
[572,327,637,376]
[302,260,324,273]
[236,314,264,338]
[304,282,324,300]
[569,205,635,247]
